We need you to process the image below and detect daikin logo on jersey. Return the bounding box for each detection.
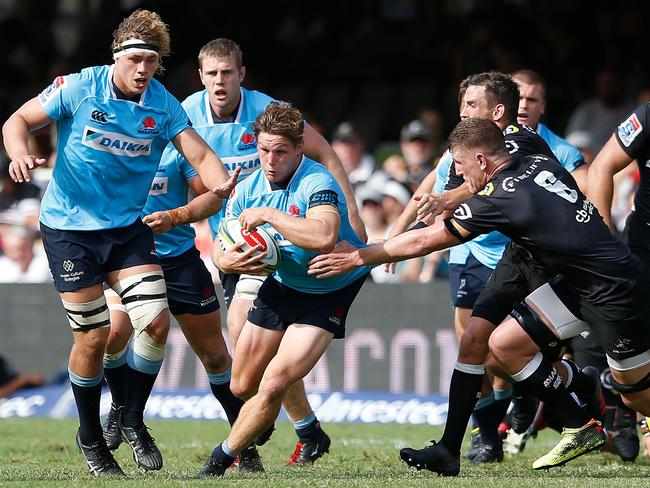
[220,154,261,176]
[81,126,152,157]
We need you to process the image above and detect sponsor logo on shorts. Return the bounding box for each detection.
[618,113,642,147]
[200,296,216,307]
[60,260,84,283]
[81,126,152,157]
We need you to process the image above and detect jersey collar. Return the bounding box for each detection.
[107,64,150,105]
[203,87,245,125]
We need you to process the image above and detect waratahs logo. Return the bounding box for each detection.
[238,132,256,150]
[289,204,301,216]
[139,116,160,135]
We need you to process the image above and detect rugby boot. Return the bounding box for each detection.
[286,429,331,466]
[400,440,460,476]
[237,445,265,472]
[119,420,163,470]
[470,442,504,465]
[532,419,606,470]
[76,431,125,476]
[102,403,123,450]
[254,423,275,446]
[612,407,640,462]
[462,427,482,461]
[197,455,229,477]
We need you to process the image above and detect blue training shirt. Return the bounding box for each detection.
[226,157,368,293]
[38,65,191,231]
[142,87,275,257]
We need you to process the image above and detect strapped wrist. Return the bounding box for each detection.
[165,205,191,227]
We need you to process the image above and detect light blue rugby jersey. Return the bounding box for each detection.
[39,65,191,230]
[183,88,275,238]
[226,157,368,294]
[435,124,585,269]
[143,87,274,257]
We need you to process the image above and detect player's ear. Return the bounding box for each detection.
[493,103,506,122]
[239,65,246,83]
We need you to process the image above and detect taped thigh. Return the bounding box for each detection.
[233,274,265,302]
[61,295,111,332]
[524,282,589,340]
[103,286,127,314]
[112,271,168,333]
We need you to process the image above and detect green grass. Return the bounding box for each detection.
[0,419,648,487]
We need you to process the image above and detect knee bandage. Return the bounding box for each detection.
[233,274,265,302]
[112,271,168,334]
[524,282,589,340]
[61,295,111,331]
[104,287,128,314]
[104,346,128,368]
[132,329,165,362]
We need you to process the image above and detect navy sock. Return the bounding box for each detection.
[69,369,104,444]
[104,364,127,407]
[473,392,504,446]
[293,413,321,442]
[440,363,485,456]
[211,442,237,466]
[122,364,158,427]
[208,369,244,426]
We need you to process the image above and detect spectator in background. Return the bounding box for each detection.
[356,184,388,243]
[0,353,44,398]
[417,107,448,156]
[381,154,410,186]
[330,121,377,188]
[400,119,437,191]
[0,156,41,230]
[566,68,635,152]
[0,225,51,283]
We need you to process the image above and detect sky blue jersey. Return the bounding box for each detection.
[38,65,191,230]
[226,157,368,293]
[142,87,274,257]
[182,88,275,238]
[536,123,584,173]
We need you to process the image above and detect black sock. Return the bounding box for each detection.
[513,354,589,429]
[104,364,127,408]
[209,381,244,426]
[71,381,103,444]
[440,363,485,456]
[122,365,157,427]
[562,359,594,402]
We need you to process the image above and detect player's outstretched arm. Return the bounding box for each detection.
[143,176,221,234]
[387,168,438,238]
[3,98,52,183]
[415,184,473,224]
[308,219,462,278]
[303,124,368,242]
[587,134,633,231]
[172,128,240,198]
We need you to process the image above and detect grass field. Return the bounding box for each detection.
[1,418,648,487]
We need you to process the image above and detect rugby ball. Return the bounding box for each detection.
[218,217,281,273]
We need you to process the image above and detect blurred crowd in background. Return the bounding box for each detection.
[1,0,648,284]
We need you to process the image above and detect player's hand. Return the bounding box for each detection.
[212,167,241,199]
[239,207,272,232]
[143,211,173,234]
[8,155,47,183]
[414,192,447,224]
[216,241,268,274]
[308,241,360,278]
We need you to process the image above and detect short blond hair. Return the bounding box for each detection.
[112,9,170,73]
[198,38,243,69]
[253,102,304,146]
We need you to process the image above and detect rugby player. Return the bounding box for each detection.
[183,38,364,466]
[2,10,237,476]
[198,102,369,477]
[309,117,650,474]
